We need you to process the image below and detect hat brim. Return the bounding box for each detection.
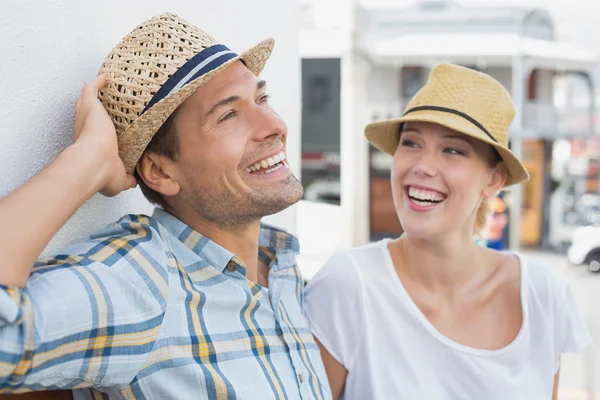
[115,38,275,173]
[365,109,530,187]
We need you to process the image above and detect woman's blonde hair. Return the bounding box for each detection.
[474,197,492,237]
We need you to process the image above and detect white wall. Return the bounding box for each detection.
[0,0,300,252]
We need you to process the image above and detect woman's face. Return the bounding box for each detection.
[391,121,507,239]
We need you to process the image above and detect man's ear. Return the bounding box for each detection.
[482,162,508,198]
[136,152,180,197]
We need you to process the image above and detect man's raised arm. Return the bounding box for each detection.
[0,75,137,287]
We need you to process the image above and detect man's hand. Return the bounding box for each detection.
[73,75,137,197]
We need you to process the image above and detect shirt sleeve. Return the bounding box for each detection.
[557,282,592,355]
[0,218,169,392]
[303,251,365,370]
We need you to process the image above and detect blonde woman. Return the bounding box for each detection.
[304,64,591,400]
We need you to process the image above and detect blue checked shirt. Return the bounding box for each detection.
[0,209,331,399]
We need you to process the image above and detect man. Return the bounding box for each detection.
[0,13,330,399]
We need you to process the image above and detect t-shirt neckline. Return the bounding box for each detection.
[379,238,529,357]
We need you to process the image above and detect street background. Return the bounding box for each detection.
[296,0,600,398]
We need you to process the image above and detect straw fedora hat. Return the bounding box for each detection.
[97,13,274,173]
[365,63,529,186]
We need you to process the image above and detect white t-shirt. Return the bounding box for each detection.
[304,239,592,400]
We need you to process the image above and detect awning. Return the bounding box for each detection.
[372,33,596,71]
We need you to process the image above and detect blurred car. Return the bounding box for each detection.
[567,225,600,270]
[576,193,600,226]
[303,180,341,205]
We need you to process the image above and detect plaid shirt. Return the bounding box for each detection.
[0,209,331,399]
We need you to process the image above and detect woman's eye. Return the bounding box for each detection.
[444,148,466,156]
[400,139,419,148]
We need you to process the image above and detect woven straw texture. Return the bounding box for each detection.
[365,63,529,186]
[97,13,274,173]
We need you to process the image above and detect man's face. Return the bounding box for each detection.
[165,61,303,228]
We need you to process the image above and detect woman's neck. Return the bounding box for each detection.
[389,233,486,296]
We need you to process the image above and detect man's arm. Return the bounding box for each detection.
[0,77,161,392]
[0,75,137,287]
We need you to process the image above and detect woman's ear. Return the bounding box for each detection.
[482,162,508,198]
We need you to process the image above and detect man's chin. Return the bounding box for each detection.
[253,180,304,217]
[264,197,303,217]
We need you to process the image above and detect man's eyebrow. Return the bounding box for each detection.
[204,95,240,120]
[204,80,268,119]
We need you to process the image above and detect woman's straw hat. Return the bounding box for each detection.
[365,63,530,186]
[97,13,274,173]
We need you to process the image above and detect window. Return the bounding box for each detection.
[308,76,332,114]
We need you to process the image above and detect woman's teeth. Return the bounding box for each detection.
[245,151,286,174]
[408,186,446,205]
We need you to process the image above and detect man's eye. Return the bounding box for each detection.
[220,111,236,122]
[258,94,271,103]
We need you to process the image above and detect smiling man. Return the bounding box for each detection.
[0,13,330,399]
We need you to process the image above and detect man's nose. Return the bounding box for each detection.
[252,106,286,142]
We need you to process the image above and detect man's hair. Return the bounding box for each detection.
[134,109,180,209]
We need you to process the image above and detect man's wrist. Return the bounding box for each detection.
[60,142,109,199]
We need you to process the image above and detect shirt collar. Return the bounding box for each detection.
[258,223,300,254]
[151,208,299,272]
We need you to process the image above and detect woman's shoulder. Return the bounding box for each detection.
[513,253,592,354]
[307,239,391,290]
[331,239,392,278]
[508,251,568,303]
[345,238,391,261]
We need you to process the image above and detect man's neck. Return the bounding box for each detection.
[166,206,262,284]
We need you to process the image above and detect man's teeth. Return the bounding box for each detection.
[408,186,446,202]
[245,151,286,173]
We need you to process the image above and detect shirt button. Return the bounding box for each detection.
[226,262,237,272]
[298,374,304,384]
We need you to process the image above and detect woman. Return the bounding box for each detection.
[486,196,509,250]
[304,64,591,400]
